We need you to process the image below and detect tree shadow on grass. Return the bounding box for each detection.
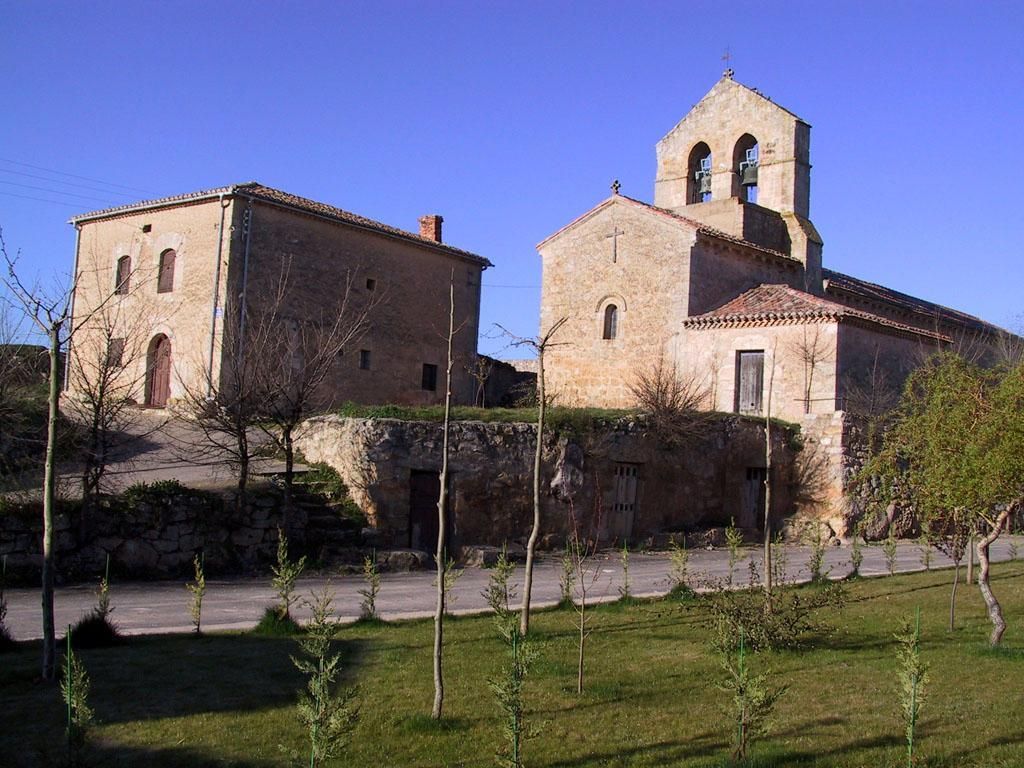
[16,739,281,768]
[543,728,727,768]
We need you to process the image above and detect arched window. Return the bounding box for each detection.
[733,134,759,203]
[157,249,176,293]
[688,142,713,204]
[603,304,619,340]
[145,334,172,407]
[115,255,131,295]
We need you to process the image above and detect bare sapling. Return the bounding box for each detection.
[432,270,460,719]
[498,316,567,637]
[568,504,602,695]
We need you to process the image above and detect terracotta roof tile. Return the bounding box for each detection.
[683,284,951,342]
[823,269,993,334]
[70,182,491,267]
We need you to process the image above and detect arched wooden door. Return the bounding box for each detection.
[145,334,172,407]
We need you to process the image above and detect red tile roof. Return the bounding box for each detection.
[70,182,491,266]
[683,284,951,342]
[823,269,994,335]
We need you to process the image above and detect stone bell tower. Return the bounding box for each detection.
[654,71,822,292]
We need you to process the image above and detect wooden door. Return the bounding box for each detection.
[409,470,441,552]
[608,463,639,542]
[146,335,172,407]
[736,351,764,414]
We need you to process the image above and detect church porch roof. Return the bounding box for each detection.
[683,283,951,343]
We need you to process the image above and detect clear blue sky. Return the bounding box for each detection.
[2,1,1021,355]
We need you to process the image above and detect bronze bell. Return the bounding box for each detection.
[741,163,759,186]
[697,172,712,194]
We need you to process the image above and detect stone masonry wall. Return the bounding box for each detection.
[295,414,800,551]
[0,486,297,584]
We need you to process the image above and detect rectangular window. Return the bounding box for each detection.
[359,349,371,370]
[106,337,125,368]
[421,363,438,391]
[366,278,376,291]
[735,350,765,414]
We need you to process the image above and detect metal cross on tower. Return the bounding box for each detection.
[722,46,734,78]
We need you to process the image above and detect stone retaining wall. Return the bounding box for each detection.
[0,485,299,584]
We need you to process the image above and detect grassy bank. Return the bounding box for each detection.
[3,565,1023,767]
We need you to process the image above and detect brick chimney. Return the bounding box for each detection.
[418,214,443,243]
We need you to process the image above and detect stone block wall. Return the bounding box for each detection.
[295,414,801,551]
[0,486,297,584]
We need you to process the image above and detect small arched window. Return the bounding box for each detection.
[688,142,713,204]
[157,249,176,293]
[603,304,619,340]
[733,134,759,203]
[114,255,131,295]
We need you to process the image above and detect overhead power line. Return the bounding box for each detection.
[0,179,124,205]
[0,157,153,195]
[0,168,138,200]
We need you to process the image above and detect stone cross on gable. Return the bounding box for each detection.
[605,224,625,264]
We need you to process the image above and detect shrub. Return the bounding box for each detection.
[254,605,302,636]
[186,553,206,634]
[883,532,899,576]
[617,543,632,600]
[61,637,95,768]
[0,555,13,652]
[699,579,846,652]
[271,528,306,619]
[806,523,830,583]
[668,540,695,599]
[288,586,357,768]
[715,627,787,762]
[70,611,121,649]
[896,608,928,768]
[358,554,381,621]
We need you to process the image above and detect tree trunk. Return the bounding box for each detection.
[763,344,775,612]
[948,560,959,632]
[282,424,294,533]
[520,347,545,637]
[966,534,975,585]
[432,277,455,720]
[977,508,1011,646]
[41,325,61,681]
[577,594,586,695]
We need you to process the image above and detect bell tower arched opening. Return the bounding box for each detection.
[687,142,713,204]
[733,134,759,203]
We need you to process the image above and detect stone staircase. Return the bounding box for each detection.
[289,486,362,565]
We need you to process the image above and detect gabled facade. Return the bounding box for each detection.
[68,183,491,410]
[539,73,1009,532]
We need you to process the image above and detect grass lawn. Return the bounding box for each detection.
[2,565,1023,767]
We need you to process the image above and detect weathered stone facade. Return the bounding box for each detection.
[538,73,1012,530]
[295,414,800,551]
[68,183,490,410]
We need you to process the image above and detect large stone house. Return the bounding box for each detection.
[67,183,491,410]
[538,72,1008,532]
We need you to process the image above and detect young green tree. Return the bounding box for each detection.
[876,354,1023,645]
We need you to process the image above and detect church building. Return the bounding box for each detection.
[538,72,1005,530]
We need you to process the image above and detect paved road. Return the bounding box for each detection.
[6,537,1021,641]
